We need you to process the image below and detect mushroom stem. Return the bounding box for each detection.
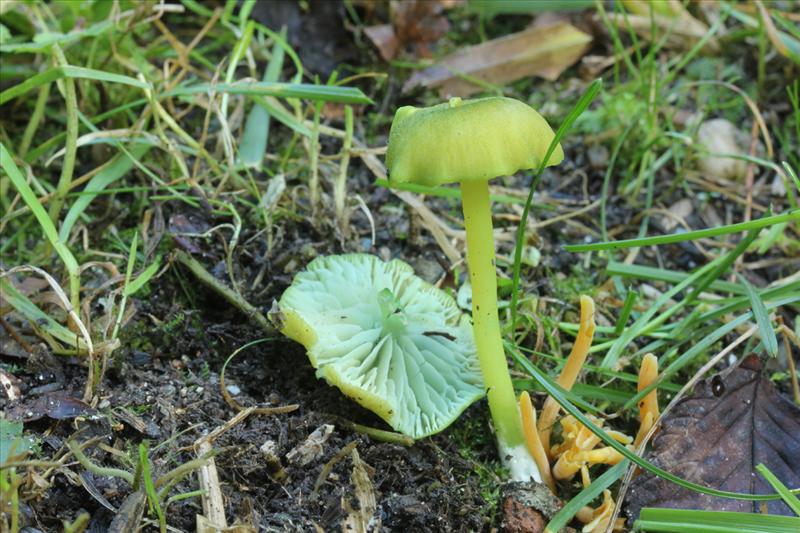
[461,179,538,481]
[538,295,596,456]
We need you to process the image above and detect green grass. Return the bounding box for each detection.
[634,509,800,533]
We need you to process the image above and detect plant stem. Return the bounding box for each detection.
[173,250,276,335]
[309,101,322,213]
[461,179,536,479]
[19,82,50,158]
[48,45,78,226]
[335,105,353,233]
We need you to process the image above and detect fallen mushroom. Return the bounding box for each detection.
[386,96,563,481]
[274,253,483,439]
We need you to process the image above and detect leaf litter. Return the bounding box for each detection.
[626,355,800,520]
[403,19,592,97]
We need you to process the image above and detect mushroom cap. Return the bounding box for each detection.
[386,96,564,187]
[276,254,484,439]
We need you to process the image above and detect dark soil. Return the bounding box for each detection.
[5,248,503,531]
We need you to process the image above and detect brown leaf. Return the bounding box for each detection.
[626,355,800,521]
[285,424,335,466]
[403,22,592,97]
[393,0,450,54]
[341,448,378,533]
[108,490,146,533]
[364,0,451,61]
[6,391,97,422]
[608,1,718,52]
[364,24,399,61]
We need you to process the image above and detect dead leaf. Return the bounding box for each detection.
[169,212,212,255]
[403,22,592,97]
[608,1,718,52]
[79,471,117,512]
[364,24,399,61]
[6,391,97,422]
[108,490,146,533]
[755,0,800,65]
[341,448,378,533]
[626,355,800,522]
[286,424,335,466]
[113,407,161,438]
[696,118,748,181]
[393,0,450,58]
[364,0,451,61]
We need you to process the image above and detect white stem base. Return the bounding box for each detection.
[499,442,543,483]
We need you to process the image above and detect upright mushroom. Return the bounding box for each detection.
[386,96,563,480]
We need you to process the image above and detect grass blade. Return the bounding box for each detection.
[0,279,78,347]
[59,144,151,241]
[756,464,800,515]
[161,81,372,104]
[1,144,78,278]
[601,261,716,369]
[685,225,762,304]
[614,289,637,335]
[239,28,287,167]
[545,460,628,533]
[0,14,128,54]
[625,295,800,410]
[738,274,778,358]
[510,78,603,329]
[0,65,148,105]
[124,258,161,297]
[607,261,742,294]
[139,444,166,532]
[564,210,800,252]
[635,508,800,533]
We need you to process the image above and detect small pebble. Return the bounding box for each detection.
[130,351,151,366]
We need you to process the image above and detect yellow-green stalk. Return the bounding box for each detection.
[462,179,531,472]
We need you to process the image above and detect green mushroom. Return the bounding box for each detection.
[386,96,563,481]
[275,253,484,439]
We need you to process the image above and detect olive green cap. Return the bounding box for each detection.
[386,96,564,187]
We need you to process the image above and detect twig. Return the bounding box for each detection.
[310,440,359,502]
[0,317,34,354]
[173,249,275,335]
[220,349,299,416]
[333,417,414,447]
